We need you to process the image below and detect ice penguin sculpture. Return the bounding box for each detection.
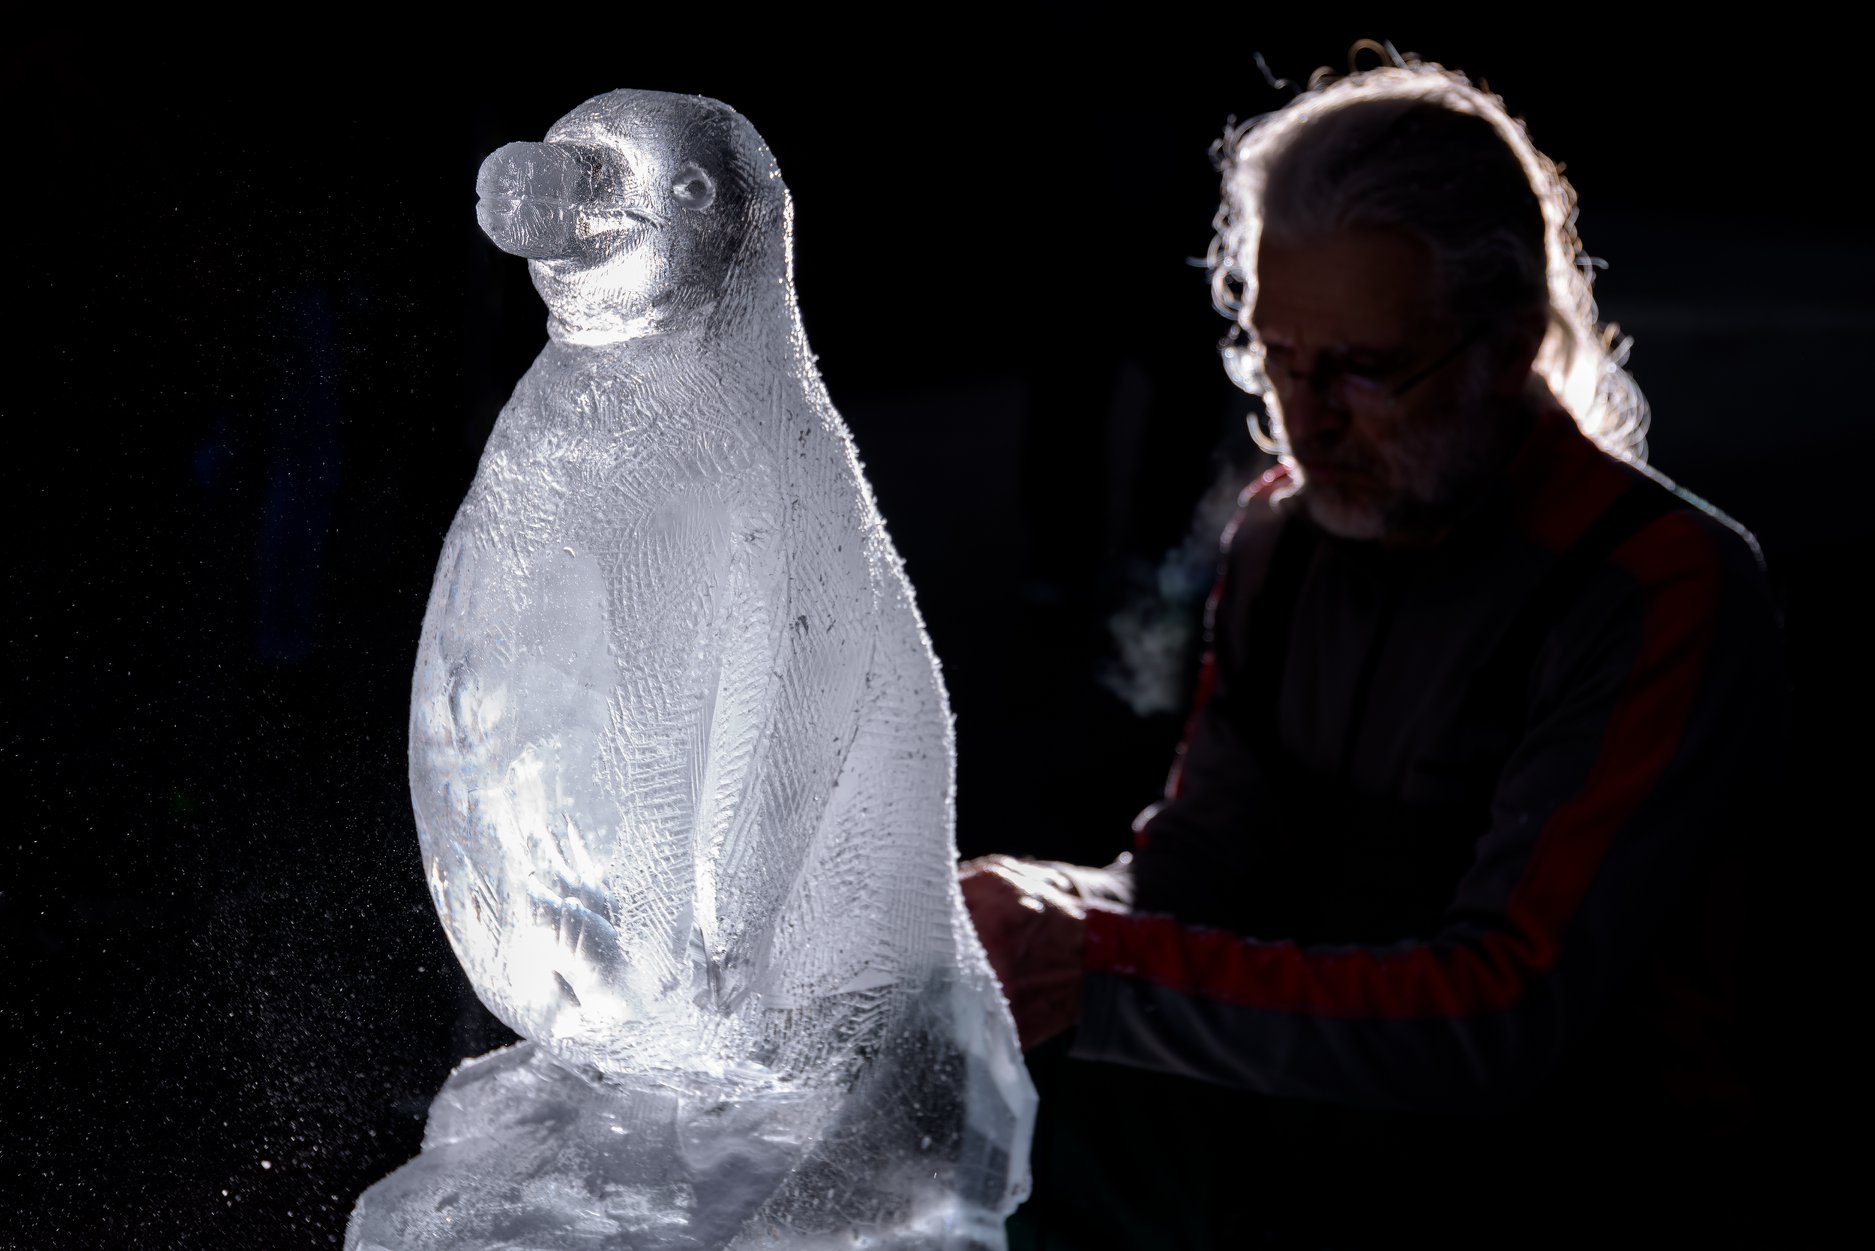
[346,91,1035,1249]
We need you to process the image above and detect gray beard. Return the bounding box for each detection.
[1290,381,1529,544]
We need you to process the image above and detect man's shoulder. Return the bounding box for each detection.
[1601,459,1769,594]
[1538,458,1782,702]
[1218,464,1299,591]
[1230,463,1297,527]
[1512,413,1766,595]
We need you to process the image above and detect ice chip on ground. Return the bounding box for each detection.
[348,89,1034,1249]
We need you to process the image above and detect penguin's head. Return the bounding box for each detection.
[477,90,782,345]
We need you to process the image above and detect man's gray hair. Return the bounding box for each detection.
[1207,55,1650,465]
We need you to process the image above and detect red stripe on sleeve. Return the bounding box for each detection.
[1087,508,1723,1021]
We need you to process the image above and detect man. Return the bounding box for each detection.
[963,56,1786,1245]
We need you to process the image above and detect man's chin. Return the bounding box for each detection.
[1301,488,1390,542]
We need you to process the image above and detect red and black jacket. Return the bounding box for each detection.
[1073,405,1786,1128]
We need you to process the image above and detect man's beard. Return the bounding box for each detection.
[1279,375,1520,543]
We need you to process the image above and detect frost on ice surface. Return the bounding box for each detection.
[347,90,1034,1249]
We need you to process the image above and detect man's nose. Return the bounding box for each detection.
[1275,373,1348,445]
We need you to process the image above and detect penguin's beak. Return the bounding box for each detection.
[476,142,636,260]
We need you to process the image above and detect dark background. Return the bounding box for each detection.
[5,13,1865,1247]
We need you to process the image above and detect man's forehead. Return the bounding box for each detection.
[1252,229,1445,348]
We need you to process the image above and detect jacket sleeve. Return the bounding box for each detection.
[1071,508,1786,1115]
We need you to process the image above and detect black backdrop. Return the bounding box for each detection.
[6,14,1864,1247]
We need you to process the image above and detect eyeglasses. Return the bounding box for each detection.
[1252,324,1485,413]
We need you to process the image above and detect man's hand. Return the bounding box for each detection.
[959,855,1112,1051]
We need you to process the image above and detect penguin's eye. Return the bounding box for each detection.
[671,164,716,210]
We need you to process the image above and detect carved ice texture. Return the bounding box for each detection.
[346,91,1035,1249]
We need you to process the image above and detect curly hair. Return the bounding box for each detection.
[1207,49,1650,465]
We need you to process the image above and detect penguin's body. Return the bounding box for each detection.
[354,91,1031,1249]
